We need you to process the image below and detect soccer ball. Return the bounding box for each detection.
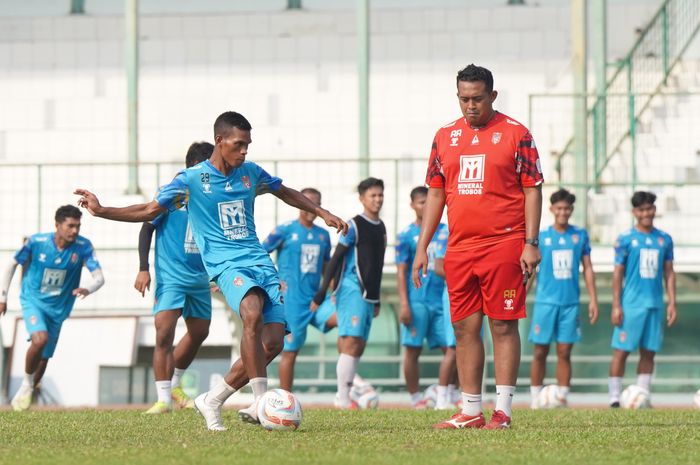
[350,384,380,409]
[256,389,303,431]
[422,383,439,409]
[535,385,566,409]
[692,389,700,409]
[620,385,651,410]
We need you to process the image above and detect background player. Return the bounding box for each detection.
[75,111,347,430]
[312,177,386,410]
[528,188,598,408]
[262,187,335,392]
[413,64,543,430]
[0,205,104,411]
[608,191,676,407]
[135,141,214,414]
[395,186,448,408]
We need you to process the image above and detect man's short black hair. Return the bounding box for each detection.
[456,64,494,92]
[55,205,82,223]
[213,111,252,137]
[631,191,657,208]
[185,141,214,168]
[410,186,428,201]
[301,187,322,201]
[357,177,384,196]
[550,188,576,206]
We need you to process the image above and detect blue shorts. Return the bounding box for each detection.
[336,280,374,341]
[154,283,212,320]
[283,295,336,352]
[401,300,447,349]
[528,303,581,345]
[214,265,286,326]
[611,306,663,353]
[442,289,456,347]
[22,304,64,359]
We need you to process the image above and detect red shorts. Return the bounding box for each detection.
[444,239,526,322]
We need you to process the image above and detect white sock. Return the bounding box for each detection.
[22,372,34,389]
[249,377,268,400]
[557,385,570,399]
[171,368,186,388]
[155,380,172,405]
[336,353,358,407]
[636,373,652,392]
[409,391,423,406]
[609,376,622,403]
[495,385,516,417]
[436,385,448,408]
[530,385,543,407]
[461,392,482,416]
[206,380,236,407]
[353,374,369,389]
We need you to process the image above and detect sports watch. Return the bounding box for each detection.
[525,238,539,247]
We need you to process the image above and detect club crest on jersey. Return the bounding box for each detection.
[457,155,485,196]
[450,129,461,147]
[572,234,579,244]
[70,253,78,264]
[233,276,244,287]
[491,132,501,144]
[658,237,665,246]
[241,176,251,189]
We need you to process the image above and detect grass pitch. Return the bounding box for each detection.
[1,407,699,465]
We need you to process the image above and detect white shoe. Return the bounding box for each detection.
[11,385,33,412]
[238,400,260,425]
[194,393,226,431]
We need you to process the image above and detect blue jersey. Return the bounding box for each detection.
[155,160,282,279]
[535,225,591,306]
[338,220,361,289]
[395,222,447,304]
[15,233,101,319]
[615,227,673,309]
[263,219,331,308]
[151,202,209,288]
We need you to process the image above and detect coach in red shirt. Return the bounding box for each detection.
[413,64,543,430]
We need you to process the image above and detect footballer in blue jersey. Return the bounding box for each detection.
[527,189,599,408]
[395,186,448,407]
[608,191,676,407]
[262,187,335,391]
[312,178,386,409]
[134,142,214,414]
[75,111,347,430]
[0,205,104,411]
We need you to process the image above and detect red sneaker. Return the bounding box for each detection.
[433,412,485,429]
[484,410,511,430]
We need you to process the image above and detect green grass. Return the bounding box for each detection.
[1,408,699,465]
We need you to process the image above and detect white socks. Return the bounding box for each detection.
[249,377,268,401]
[22,372,34,389]
[206,380,236,407]
[495,385,516,417]
[637,373,652,391]
[171,368,186,389]
[435,385,449,409]
[336,353,359,407]
[557,385,570,399]
[409,391,423,406]
[530,385,543,408]
[155,380,172,405]
[609,376,622,404]
[461,392,482,416]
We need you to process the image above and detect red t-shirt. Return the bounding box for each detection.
[425,112,543,251]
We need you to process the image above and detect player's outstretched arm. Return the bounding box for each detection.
[0,259,19,316]
[412,187,446,288]
[611,264,624,326]
[664,260,677,326]
[75,189,164,222]
[135,222,156,297]
[272,185,348,235]
[582,255,599,324]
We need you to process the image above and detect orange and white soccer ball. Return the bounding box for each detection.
[620,385,651,410]
[256,389,303,431]
[422,383,439,409]
[350,383,380,409]
[535,385,567,409]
